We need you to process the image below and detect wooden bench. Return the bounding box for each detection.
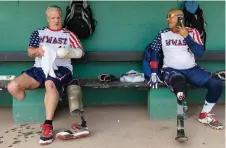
[0,50,225,124]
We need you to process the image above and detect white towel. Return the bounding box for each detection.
[41,44,58,78]
[120,70,145,83]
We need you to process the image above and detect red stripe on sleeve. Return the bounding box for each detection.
[69,32,81,48]
[69,38,76,48]
[194,29,203,45]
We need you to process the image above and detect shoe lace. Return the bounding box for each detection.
[71,124,79,131]
[207,113,220,125]
[41,124,52,136]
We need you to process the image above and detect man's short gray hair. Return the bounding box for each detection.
[46,5,62,16]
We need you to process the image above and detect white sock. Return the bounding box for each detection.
[201,100,215,113]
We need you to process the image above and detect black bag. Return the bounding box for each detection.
[183,3,207,50]
[63,0,96,39]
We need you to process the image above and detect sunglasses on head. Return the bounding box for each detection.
[167,13,183,18]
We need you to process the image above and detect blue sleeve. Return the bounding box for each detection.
[150,32,162,73]
[184,35,204,58]
[29,30,40,48]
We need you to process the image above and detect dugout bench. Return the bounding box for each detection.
[0,50,225,124]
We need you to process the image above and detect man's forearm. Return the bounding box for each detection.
[57,47,84,59]
[150,50,159,73]
[68,47,84,58]
[184,35,204,57]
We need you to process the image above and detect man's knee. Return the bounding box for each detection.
[169,74,187,95]
[7,80,25,100]
[45,80,57,91]
[44,80,60,103]
[7,80,18,93]
[204,76,223,91]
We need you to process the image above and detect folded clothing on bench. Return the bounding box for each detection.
[120,70,145,83]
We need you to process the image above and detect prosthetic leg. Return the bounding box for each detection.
[67,79,87,127]
[55,79,89,140]
[169,74,188,142]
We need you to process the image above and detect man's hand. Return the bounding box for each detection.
[177,24,189,38]
[148,73,158,89]
[37,45,45,56]
[28,45,45,57]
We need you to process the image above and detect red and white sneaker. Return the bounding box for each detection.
[56,124,89,140]
[198,112,224,130]
[39,124,54,145]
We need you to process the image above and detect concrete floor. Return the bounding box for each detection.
[0,104,225,148]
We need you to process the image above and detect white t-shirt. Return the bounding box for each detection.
[153,28,203,70]
[29,27,82,72]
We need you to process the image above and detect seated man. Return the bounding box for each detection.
[7,5,89,145]
[148,9,223,129]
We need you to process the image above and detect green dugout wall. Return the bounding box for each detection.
[0,1,225,106]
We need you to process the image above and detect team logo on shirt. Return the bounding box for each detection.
[165,39,187,46]
[40,36,67,45]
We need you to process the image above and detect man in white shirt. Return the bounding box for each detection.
[149,9,223,130]
[7,5,89,145]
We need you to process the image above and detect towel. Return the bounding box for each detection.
[41,44,58,78]
[120,70,145,83]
